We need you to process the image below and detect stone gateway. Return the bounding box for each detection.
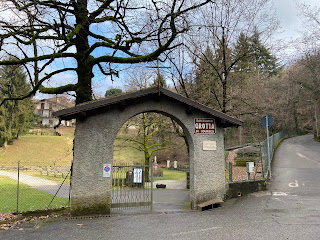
[54,87,242,216]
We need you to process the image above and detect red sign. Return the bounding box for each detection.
[194,118,216,134]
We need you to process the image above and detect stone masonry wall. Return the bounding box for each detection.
[71,97,226,215]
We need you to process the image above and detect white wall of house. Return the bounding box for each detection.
[34,97,75,127]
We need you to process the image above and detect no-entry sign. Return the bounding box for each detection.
[194,118,216,134]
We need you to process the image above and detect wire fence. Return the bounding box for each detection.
[0,162,71,213]
[227,130,305,182]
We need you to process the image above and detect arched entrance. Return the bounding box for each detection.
[112,112,190,213]
[53,87,242,216]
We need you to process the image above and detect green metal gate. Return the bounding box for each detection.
[111,163,153,211]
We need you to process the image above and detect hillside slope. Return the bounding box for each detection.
[0,134,73,167]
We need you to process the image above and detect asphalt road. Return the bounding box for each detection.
[1,135,320,240]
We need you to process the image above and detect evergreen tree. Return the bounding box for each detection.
[233,30,281,77]
[233,33,252,74]
[0,64,35,146]
[152,74,167,88]
[105,88,123,97]
[191,30,281,114]
[193,41,233,112]
[248,30,282,76]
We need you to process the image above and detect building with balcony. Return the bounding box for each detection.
[34,96,75,127]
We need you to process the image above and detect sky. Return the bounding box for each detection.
[275,0,302,40]
[6,0,319,99]
[273,0,319,61]
[274,0,320,38]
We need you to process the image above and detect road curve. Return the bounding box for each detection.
[268,134,320,225]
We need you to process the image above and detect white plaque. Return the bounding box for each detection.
[103,164,111,178]
[133,168,143,183]
[203,141,217,151]
[247,162,254,173]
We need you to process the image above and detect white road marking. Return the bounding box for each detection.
[297,153,307,158]
[272,192,297,197]
[171,227,222,236]
[288,180,299,188]
[272,192,288,196]
[297,152,320,166]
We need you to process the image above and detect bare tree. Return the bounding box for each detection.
[0,0,211,105]
[123,67,154,91]
[185,0,278,113]
[298,2,320,43]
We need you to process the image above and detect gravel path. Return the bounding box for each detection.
[0,170,69,198]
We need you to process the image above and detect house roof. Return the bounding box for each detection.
[33,96,74,108]
[53,87,242,127]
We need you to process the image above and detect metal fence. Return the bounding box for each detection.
[1,161,155,214]
[0,162,71,213]
[260,130,304,178]
[112,163,153,212]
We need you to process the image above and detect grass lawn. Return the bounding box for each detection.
[113,138,145,165]
[155,168,186,181]
[0,134,143,167]
[0,134,73,167]
[0,176,69,213]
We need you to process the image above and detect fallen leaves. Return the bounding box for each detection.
[0,212,63,231]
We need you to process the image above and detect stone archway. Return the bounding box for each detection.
[54,87,242,216]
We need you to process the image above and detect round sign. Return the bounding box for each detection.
[261,116,274,128]
[104,166,110,172]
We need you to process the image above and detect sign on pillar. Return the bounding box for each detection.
[103,164,111,178]
[194,118,216,134]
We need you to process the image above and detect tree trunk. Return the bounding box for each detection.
[76,61,93,105]
[142,113,151,182]
[75,0,93,105]
[222,80,227,113]
[144,156,150,182]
